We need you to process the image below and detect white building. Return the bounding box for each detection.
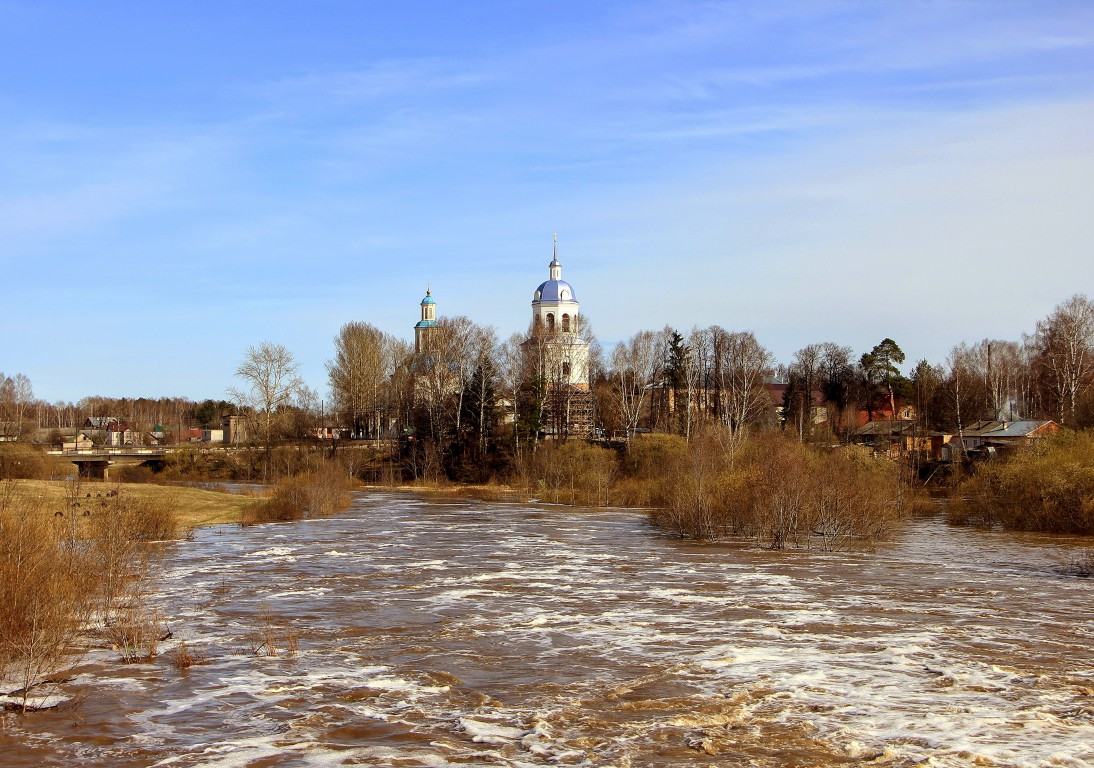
[529,234,590,390]
[526,235,593,437]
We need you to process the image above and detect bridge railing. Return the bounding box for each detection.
[49,448,168,457]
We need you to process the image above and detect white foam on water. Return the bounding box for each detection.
[459,717,528,744]
[0,693,70,710]
[264,587,333,599]
[243,546,297,562]
[367,675,450,695]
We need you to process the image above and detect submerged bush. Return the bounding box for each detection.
[243,461,353,524]
[0,481,182,710]
[650,430,903,549]
[0,483,95,713]
[951,431,1094,534]
[531,441,618,507]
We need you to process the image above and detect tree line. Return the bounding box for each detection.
[5,293,1094,476]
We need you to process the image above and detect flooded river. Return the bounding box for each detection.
[3,492,1092,766]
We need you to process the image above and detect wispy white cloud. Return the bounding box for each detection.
[568,97,1094,365]
[257,57,494,106]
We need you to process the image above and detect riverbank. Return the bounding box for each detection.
[5,479,264,529]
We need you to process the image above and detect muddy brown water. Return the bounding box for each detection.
[2,493,1092,767]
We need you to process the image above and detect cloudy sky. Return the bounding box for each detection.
[3,1,1093,402]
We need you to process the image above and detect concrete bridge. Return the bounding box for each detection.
[48,448,168,480]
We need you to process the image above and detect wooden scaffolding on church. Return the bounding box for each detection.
[544,384,594,440]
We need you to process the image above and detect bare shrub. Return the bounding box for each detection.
[650,428,734,538]
[170,640,208,671]
[243,461,352,525]
[0,444,49,480]
[85,489,177,622]
[106,605,163,663]
[1066,549,1094,577]
[808,447,903,550]
[616,434,689,508]
[651,430,903,550]
[246,605,299,658]
[113,464,157,484]
[0,483,96,713]
[951,431,1094,534]
[530,441,618,507]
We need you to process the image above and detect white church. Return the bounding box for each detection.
[413,234,593,437]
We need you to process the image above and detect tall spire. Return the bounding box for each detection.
[549,233,562,280]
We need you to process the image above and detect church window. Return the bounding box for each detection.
[546,313,555,331]
[562,361,571,378]
[562,314,570,332]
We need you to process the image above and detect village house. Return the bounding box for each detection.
[942,419,1059,461]
[62,432,94,452]
[80,417,143,447]
[852,419,949,459]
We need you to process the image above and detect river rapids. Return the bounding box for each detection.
[3,492,1092,766]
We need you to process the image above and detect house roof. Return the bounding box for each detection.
[85,416,118,428]
[962,420,1056,439]
[854,420,942,437]
[855,420,910,437]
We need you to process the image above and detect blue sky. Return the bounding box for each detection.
[3,1,1093,403]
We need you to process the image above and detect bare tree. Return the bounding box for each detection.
[229,342,305,479]
[817,343,855,438]
[684,326,717,433]
[327,321,397,439]
[945,342,994,461]
[0,373,33,440]
[463,324,500,465]
[497,332,527,458]
[712,328,775,455]
[788,344,823,441]
[0,484,94,713]
[610,330,661,441]
[982,339,1025,420]
[1033,294,1094,425]
[414,316,471,443]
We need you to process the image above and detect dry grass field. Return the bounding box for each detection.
[6,479,263,529]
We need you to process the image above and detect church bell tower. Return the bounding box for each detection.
[526,235,593,438]
[414,287,437,353]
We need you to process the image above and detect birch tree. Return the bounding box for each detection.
[610,330,660,441]
[229,342,305,479]
[327,322,392,439]
[0,373,33,440]
[1034,294,1094,425]
[713,328,774,437]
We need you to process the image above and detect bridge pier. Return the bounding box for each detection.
[75,460,112,480]
[54,450,167,481]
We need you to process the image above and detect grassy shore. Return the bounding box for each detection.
[391,481,529,504]
[7,479,263,529]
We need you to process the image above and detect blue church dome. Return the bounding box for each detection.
[534,279,576,302]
